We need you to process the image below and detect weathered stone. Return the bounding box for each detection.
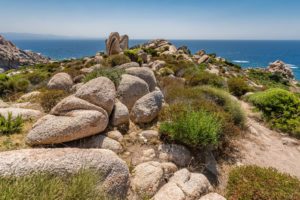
[130,90,164,124]
[106,32,122,55]
[75,77,116,114]
[0,107,43,120]
[117,74,149,110]
[267,60,294,80]
[26,110,108,145]
[126,67,157,91]
[140,130,159,141]
[18,91,41,102]
[117,62,140,69]
[119,35,129,50]
[111,100,129,126]
[158,144,192,167]
[105,130,124,142]
[199,193,227,200]
[0,148,129,198]
[198,55,210,64]
[149,60,166,71]
[47,72,73,91]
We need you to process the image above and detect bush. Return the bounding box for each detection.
[107,54,131,67]
[160,107,222,148]
[84,68,125,86]
[39,89,69,113]
[248,88,300,137]
[0,170,109,200]
[248,69,289,89]
[226,165,300,200]
[24,70,49,85]
[0,113,23,135]
[228,77,251,97]
[0,74,30,98]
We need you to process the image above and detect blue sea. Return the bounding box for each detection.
[12,39,300,80]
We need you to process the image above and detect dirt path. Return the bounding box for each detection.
[239,101,300,179]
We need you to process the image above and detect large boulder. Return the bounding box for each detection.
[153,169,212,200]
[158,144,192,167]
[126,67,157,91]
[0,107,43,120]
[267,60,294,80]
[117,74,149,110]
[106,32,129,56]
[47,72,73,91]
[26,109,108,145]
[199,193,227,200]
[130,90,164,124]
[75,77,116,114]
[111,100,129,126]
[0,148,129,199]
[119,35,129,50]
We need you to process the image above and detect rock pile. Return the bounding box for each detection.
[0,35,49,70]
[267,60,295,80]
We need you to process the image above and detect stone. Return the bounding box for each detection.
[126,67,157,91]
[119,35,129,50]
[18,91,41,102]
[130,90,164,124]
[153,169,212,200]
[150,60,166,71]
[117,62,140,69]
[267,60,294,80]
[50,95,106,115]
[26,110,108,145]
[0,107,43,120]
[73,74,85,83]
[131,161,164,198]
[71,82,84,92]
[106,32,122,55]
[47,72,73,91]
[199,193,227,200]
[117,74,149,110]
[140,130,159,141]
[282,137,299,146]
[111,100,129,126]
[178,46,191,55]
[75,77,116,114]
[68,134,123,153]
[0,100,9,108]
[0,148,129,198]
[105,130,124,142]
[158,144,192,167]
[198,55,210,64]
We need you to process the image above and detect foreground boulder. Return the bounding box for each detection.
[126,67,157,91]
[0,148,129,199]
[0,107,43,120]
[130,90,164,124]
[75,77,116,114]
[26,110,108,145]
[47,72,73,91]
[153,169,212,200]
[117,74,149,110]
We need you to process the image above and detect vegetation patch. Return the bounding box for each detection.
[84,68,125,86]
[106,54,131,67]
[248,88,300,137]
[39,89,69,113]
[228,77,251,97]
[0,170,109,200]
[226,165,300,200]
[0,113,23,135]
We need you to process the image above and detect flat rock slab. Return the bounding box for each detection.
[0,148,129,199]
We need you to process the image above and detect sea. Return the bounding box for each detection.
[11,39,300,80]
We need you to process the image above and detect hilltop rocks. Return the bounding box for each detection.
[0,148,129,198]
[106,32,129,56]
[267,60,294,80]
[47,72,73,91]
[75,77,116,114]
[130,90,164,124]
[0,35,49,70]
[0,107,43,120]
[126,67,157,91]
[153,169,212,200]
[26,110,108,145]
[117,74,150,110]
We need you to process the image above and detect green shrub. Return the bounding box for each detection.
[124,48,140,62]
[39,89,69,113]
[248,88,300,137]
[84,68,125,86]
[107,54,130,67]
[160,108,222,148]
[226,165,300,200]
[248,69,289,89]
[228,77,251,97]
[0,113,23,135]
[0,170,109,200]
[24,70,49,85]
[0,74,30,98]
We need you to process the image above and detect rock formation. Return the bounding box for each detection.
[106,32,129,55]
[267,60,295,80]
[0,35,49,70]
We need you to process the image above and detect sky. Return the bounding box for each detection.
[1,0,300,40]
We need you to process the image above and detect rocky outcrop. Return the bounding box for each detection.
[47,72,73,91]
[0,35,49,70]
[130,90,164,124]
[106,32,129,56]
[267,60,295,80]
[0,148,129,199]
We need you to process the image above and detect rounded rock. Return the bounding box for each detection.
[47,72,73,91]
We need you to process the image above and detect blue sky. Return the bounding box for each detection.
[1,0,300,39]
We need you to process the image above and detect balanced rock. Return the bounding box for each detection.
[126,67,157,91]
[106,32,129,56]
[26,109,108,145]
[75,77,116,114]
[130,90,164,124]
[0,148,129,199]
[111,100,129,126]
[47,72,73,91]
[117,74,149,110]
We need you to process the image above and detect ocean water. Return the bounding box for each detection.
[12,39,300,80]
